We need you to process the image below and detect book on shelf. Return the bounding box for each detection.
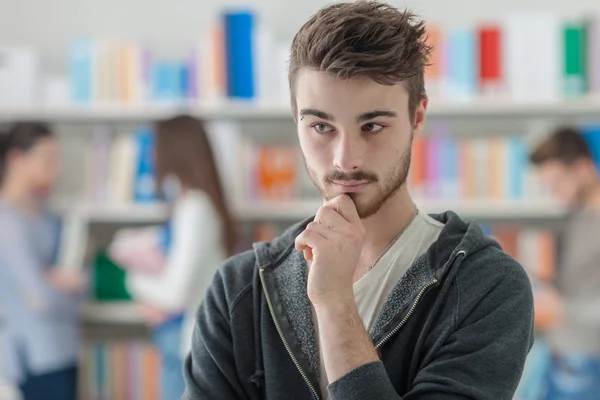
[5,10,600,109]
[82,124,158,205]
[79,340,161,400]
[62,8,289,108]
[232,129,551,204]
[425,12,600,102]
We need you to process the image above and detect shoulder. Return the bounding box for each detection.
[455,244,534,316]
[209,248,258,310]
[175,189,215,215]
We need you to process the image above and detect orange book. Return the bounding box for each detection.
[111,343,125,400]
[489,138,505,198]
[424,23,443,98]
[142,345,161,400]
[425,24,442,80]
[256,147,297,200]
[409,134,426,195]
[537,231,556,282]
[493,228,518,259]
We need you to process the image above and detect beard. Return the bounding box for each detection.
[304,138,412,219]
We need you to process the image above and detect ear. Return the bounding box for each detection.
[412,97,428,134]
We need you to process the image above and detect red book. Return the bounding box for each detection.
[478,26,502,96]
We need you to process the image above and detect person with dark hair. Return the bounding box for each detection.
[108,114,236,400]
[0,122,86,400]
[529,127,600,399]
[183,2,534,400]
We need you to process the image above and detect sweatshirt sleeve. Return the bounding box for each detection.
[328,255,535,400]
[126,192,221,312]
[182,265,251,400]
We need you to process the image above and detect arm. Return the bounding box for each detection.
[182,269,250,400]
[126,192,220,312]
[328,262,535,400]
[0,216,80,317]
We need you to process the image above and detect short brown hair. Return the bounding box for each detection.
[288,1,432,121]
[530,127,592,166]
[154,115,237,255]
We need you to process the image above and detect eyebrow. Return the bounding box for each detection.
[299,109,398,122]
[299,109,334,121]
[357,110,398,122]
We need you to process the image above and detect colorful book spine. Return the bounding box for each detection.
[563,20,588,96]
[133,126,157,203]
[447,27,477,99]
[69,38,93,103]
[224,10,255,100]
[478,25,502,96]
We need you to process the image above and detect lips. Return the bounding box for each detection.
[331,180,371,193]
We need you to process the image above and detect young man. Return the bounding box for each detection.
[529,127,600,399]
[183,2,534,399]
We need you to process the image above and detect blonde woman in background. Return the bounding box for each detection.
[109,115,237,400]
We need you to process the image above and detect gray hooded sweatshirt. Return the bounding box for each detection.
[183,211,535,400]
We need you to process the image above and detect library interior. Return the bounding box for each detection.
[2,0,600,399]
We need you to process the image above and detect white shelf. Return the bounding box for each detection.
[53,198,566,223]
[0,101,293,122]
[236,198,566,220]
[52,201,169,223]
[82,301,144,324]
[3,97,600,121]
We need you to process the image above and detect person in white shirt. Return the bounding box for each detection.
[109,115,237,400]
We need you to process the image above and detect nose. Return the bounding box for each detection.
[333,132,364,172]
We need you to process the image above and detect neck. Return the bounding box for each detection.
[583,179,600,212]
[0,176,37,214]
[355,185,416,276]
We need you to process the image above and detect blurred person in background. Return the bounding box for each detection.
[109,114,236,400]
[0,122,87,400]
[530,126,600,400]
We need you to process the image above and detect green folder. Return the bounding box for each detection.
[92,249,132,301]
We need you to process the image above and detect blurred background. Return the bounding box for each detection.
[1,0,600,399]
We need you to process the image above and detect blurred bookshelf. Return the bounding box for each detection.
[4,96,600,122]
[3,5,600,399]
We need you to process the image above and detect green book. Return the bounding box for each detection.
[563,21,588,96]
[92,249,132,301]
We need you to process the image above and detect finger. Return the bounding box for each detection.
[295,227,327,252]
[324,194,361,225]
[303,248,313,261]
[314,206,348,231]
[305,221,334,239]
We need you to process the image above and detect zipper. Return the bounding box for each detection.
[375,278,438,349]
[259,268,320,400]
[374,249,466,349]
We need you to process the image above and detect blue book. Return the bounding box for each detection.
[151,61,180,102]
[133,126,157,203]
[69,38,93,103]
[580,124,600,170]
[448,28,476,98]
[224,9,255,99]
[508,137,526,199]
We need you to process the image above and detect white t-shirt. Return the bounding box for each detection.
[314,211,445,398]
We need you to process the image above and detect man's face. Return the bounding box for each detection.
[536,159,589,207]
[294,69,426,218]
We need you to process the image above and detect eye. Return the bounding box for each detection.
[311,123,335,134]
[362,123,384,133]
